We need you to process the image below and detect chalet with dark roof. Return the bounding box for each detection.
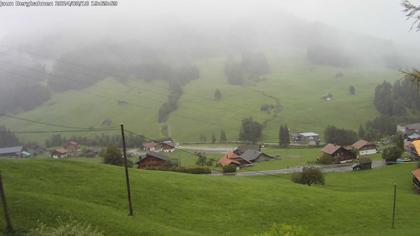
[137,152,171,169]
[240,150,274,163]
[321,143,355,161]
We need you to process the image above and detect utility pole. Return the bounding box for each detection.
[0,171,14,233]
[120,124,133,216]
[392,184,397,229]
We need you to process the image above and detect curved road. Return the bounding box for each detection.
[211,160,386,177]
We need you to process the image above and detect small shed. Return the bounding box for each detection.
[137,152,170,169]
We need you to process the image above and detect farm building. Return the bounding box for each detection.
[352,140,377,155]
[161,140,176,153]
[321,144,356,161]
[217,151,252,167]
[51,148,69,158]
[0,146,27,157]
[240,150,274,163]
[64,141,80,152]
[292,132,320,146]
[217,149,273,167]
[137,152,171,169]
[412,169,420,193]
[142,142,160,152]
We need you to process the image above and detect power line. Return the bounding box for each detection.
[0,113,118,130]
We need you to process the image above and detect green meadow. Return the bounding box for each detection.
[0,159,419,235]
[0,51,400,143]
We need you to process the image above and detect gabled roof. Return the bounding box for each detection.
[352,140,375,150]
[143,142,158,149]
[321,144,342,155]
[53,148,68,154]
[142,152,169,161]
[218,151,251,167]
[0,146,23,155]
[408,133,420,140]
[240,150,262,162]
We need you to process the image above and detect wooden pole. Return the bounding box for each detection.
[0,171,14,233]
[392,184,397,229]
[120,124,133,216]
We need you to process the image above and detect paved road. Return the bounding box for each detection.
[211,160,387,177]
[179,146,235,153]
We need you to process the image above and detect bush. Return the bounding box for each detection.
[291,167,325,186]
[255,223,311,236]
[27,221,103,236]
[223,165,237,173]
[102,144,122,166]
[316,153,336,165]
[382,146,403,163]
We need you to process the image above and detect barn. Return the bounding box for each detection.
[137,152,171,169]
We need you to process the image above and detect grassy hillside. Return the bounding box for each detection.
[0,50,400,143]
[0,159,419,235]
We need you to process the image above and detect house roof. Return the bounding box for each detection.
[321,144,342,155]
[412,169,420,182]
[142,152,169,161]
[299,132,319,137]
[161,141,175,149]
[352,140,375,150]
[408,133,420,140]
[218,151,247,167]
[67,141,79,145]
[0,146,23,155]
[143,142,157,149]
[412,140,420,155]
[240,150,262,162]
[53,148,68,154]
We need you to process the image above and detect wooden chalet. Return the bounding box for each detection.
[51,148,69,158]
[64,140,80,152]
[412,169,420,193]
[352,140,377,156]
[217,149,274,167]
[137,152,171,169]
[161,141,176,153]
[142,142,160,152]
[321,144,356,161]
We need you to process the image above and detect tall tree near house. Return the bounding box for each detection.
[214,89,222,101]
[349,85,356,95]
[402,1,420,82]
[358,124,366,139]
[279,124,290,147]
[219,130,227,143]
[0,126,20,148]
[239,117,263,144]
[211,134,216,144]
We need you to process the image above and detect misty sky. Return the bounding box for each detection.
[0,0,419,47]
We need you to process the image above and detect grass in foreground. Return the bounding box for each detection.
[0,159,419,235]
